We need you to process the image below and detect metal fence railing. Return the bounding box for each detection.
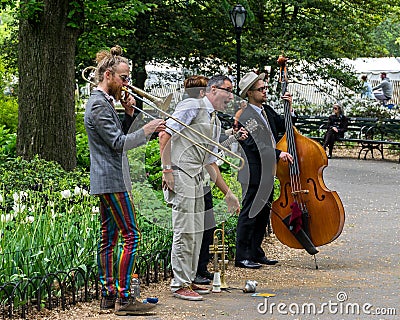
[0,249,172,319]
[144,80,400,108]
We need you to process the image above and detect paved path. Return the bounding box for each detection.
[68,158,398,320]
[142,158,400,320]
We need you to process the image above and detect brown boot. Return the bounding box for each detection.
[100,295,116,310]
[114,297,156,316]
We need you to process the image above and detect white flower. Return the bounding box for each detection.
[12,204,26,214]
[61,190,71,198]
[74,186,82,196]
[13,192,19,203]
[13,191,28,204]
[0,194,3,203]
[1,214,13,223]
[81,189,89,196]
[92,206,99,214]
[26,216,35,223]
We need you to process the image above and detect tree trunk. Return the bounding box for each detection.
[17,0,81,171]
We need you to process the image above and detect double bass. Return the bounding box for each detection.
[271,56,345,258]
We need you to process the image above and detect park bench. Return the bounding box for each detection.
[120,109,399,162]
[295,115,400,162]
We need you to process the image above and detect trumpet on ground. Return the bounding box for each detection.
[209,222,229,292]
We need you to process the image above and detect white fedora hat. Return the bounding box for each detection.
[239,72,265,99]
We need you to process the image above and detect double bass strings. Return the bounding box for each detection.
[280,63,307,215]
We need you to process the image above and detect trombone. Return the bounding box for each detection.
[82,66,245,171]
[82,66,173,111]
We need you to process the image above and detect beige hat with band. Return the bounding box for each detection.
[239,72,265,99]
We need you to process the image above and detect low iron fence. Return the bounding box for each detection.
[0,249,172,319]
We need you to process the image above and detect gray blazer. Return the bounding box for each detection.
[84,90,147,195]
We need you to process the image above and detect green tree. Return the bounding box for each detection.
[236,0,394,94]
[99,0,396,97]
[1,0,399,171]
[372,16,400,57]
[16,0,85,170]
[0,6,18,93]
[3,0,151,170]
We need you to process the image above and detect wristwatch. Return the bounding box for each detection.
[161,165,172,170]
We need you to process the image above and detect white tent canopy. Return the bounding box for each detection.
[290,57,400,105]
[344,57,400,80]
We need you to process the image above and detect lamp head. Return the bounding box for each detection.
[230,4,247,30]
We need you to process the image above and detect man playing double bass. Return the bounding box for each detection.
[235,71,293,269]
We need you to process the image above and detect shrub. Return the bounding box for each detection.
[0,155,173,283]
[344,98,393,119]
[75,111,86,136]
[0,155,90,200]
[0,125,16,160]
[76,132,90,170]
[0,96,18,132]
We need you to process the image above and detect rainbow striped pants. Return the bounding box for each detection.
[97,192,141,298]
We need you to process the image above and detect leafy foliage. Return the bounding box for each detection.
[372,15,400,57]
[0,96,18,131]
[0,125,16,159]
[0,156,90,199]
[144,139,162,190]
[343,98,393,119]
[76,132,90,169]
[1,0,399,171]
[0,155,174,283]
[72,0,399,92]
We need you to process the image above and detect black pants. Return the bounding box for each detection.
[235,184,269,262]
[196,189,215,275]
[323,129,340,156]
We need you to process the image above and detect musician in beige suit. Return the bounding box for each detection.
[159,75,240,301]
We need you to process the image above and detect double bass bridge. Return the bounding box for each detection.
[291,190,309,196]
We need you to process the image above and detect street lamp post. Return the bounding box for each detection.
[230,4,247,95]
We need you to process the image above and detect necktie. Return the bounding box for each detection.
[210,111,217,124]
[261,109,276,147]
[210,111,217,138]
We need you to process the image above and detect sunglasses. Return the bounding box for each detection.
[118,74,131,83]
[333,107,338,110]
[217,87,233,93]
[251,86,267,92]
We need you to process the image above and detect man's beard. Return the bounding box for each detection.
[109,85,122,101]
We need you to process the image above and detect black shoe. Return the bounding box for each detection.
[198,270,214,281]
[234,260,262,269]
[193,274,211,285]
[255,257,279,265]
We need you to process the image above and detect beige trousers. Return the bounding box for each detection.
[168,170,205,290]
